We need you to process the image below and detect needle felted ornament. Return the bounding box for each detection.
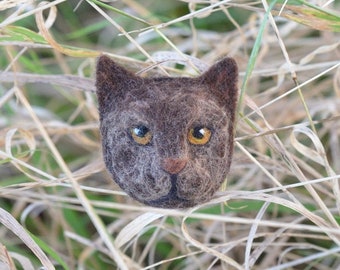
[96,55,238,208]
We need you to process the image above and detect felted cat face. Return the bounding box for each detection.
[96,55,238,208]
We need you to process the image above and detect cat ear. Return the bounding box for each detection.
[199,57,238,111]
[96,55,138,112]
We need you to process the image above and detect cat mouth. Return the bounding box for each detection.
[145,175,194,208]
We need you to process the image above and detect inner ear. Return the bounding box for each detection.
[95,55,139,112]
[199,57,238,110]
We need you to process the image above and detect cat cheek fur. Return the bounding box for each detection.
[96,55,238,208]
[101,118,176,202]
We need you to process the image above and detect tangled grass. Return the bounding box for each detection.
[0,0,340,269]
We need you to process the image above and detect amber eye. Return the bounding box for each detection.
[188,126,211,145]
[130,125,152,145]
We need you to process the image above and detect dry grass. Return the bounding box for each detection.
[0,0,340,269]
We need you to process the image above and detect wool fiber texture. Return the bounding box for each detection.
[96,55,238,208]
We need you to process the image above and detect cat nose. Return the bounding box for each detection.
[161,158,187,174]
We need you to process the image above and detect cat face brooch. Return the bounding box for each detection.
[96,55,238,208]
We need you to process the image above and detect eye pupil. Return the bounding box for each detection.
[192,127,205,139]
[134,126,149,137]
[130,125,152,145]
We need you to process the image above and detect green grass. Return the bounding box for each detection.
[0,0,340,269]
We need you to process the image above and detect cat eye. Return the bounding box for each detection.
[188,126,211,145]
[130,125,152,145]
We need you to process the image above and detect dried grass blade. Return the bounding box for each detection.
[115,212,164,248]
[0,208,55,270]
[276,4,340,32]
[0,244,17,270]
[35,1,99,57]
[182,209,243,270]
[12,86,129,269]
[239,0,278,114]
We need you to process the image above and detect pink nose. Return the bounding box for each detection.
[161,158,187,174]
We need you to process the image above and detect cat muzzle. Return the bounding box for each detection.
[160,158,187,175]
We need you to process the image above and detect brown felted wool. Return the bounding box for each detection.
[96,55,238,208]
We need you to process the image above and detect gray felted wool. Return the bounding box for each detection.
[96,55,238,208]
